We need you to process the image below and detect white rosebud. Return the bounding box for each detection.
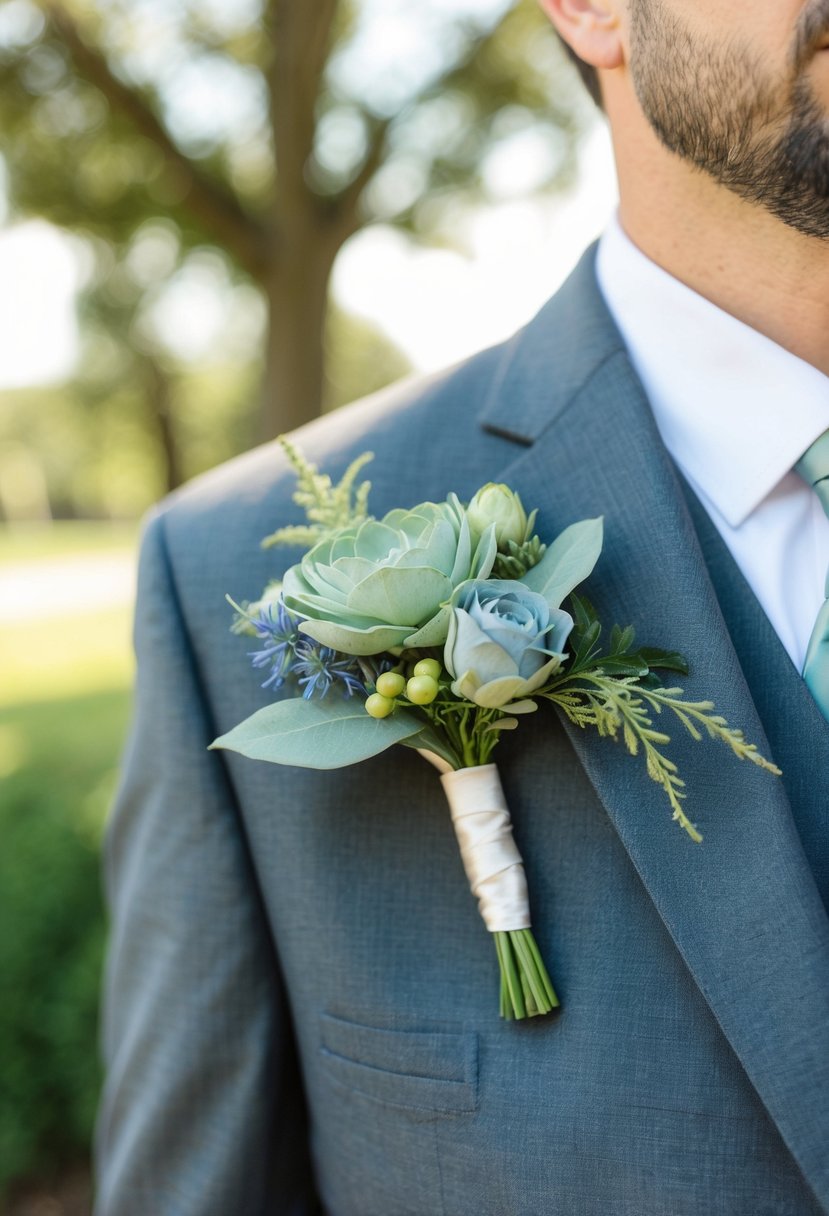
[467,483,528,548]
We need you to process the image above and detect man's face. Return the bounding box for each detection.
[627,0,829,238]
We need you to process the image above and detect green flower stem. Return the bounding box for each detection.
[414,697,506,769]
[495,931,526,1020]
[494,929,559,1020]
[514,929,558,1010]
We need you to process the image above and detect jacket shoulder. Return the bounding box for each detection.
[148,343,516,606]
[157,344,510,536]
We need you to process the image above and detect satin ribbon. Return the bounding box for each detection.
[439,764,531,933]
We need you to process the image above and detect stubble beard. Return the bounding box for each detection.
[628,0,829,240]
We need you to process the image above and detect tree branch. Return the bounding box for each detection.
[328,116,392,245]
[44,2,270,279]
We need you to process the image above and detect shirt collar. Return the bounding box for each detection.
[595,216,829,528]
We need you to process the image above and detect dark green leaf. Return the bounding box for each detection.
[570,619,602,670]
[594,657,649,677]
[568,591,597,632]
[610,624,636,655]
[638,647,690,675]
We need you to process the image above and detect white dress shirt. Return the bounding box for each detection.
[595,217,829,673]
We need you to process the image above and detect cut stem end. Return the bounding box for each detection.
[494,929,559,1020]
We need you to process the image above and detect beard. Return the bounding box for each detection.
[628,0,829,239]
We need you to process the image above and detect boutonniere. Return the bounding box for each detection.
[212,440,781,1020]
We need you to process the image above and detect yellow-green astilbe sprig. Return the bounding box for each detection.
[539,594,782,842]
[261,436,374,551]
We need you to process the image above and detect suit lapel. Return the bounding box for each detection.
[479,247,829,1211]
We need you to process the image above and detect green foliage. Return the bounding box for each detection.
[0,0,588,516]
[211,695,423,768]
[490,531,546,580]
[261,437,374,549]
[543,596,781,841]
[0,688,131,1196]
[523,517,604,609]
[324,306,413,413]
[0,315,408,522]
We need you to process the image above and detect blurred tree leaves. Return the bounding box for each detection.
[0,0,590,512]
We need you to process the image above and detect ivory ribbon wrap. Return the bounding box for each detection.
[439,764,531,933]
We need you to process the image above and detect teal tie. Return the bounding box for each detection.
[795,431,829,720]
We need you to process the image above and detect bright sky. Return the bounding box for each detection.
[0,220,79,387]
[0,120,617,388]
[334,122,617,372]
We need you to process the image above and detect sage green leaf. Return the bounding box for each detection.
[470,523,498,579]
[346,565,451,626]
[524,518,604,608]
[353,521,404,561]
[298,618,410,655]
[449,513,473,584]
[210,697,423,769]
[403,604,453,648]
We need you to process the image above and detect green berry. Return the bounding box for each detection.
[406,675,439,705]
[365,693,395,719]
[376,672,406,698]
[413,658,442,680]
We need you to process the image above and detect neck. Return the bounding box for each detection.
[607,92,829,377]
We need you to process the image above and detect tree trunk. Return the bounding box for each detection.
[260,238,336,440]
[143,357,185,493]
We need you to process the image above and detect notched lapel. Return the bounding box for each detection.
[479,248,829,1212]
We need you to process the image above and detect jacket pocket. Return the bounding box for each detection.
[319,1011,478,1114]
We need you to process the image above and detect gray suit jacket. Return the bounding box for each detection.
[95,247,829,1215]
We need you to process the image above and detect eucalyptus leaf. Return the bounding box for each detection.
[524,518,604,608]
[210,697,423,769]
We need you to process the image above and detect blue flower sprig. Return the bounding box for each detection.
[236,597,390,700]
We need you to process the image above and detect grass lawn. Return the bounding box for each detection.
[0,521,138,565]
[1,607,135,709]
[0,525,137,1207]
[1,520,137,708]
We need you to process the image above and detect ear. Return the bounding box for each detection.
[538,0,625,71]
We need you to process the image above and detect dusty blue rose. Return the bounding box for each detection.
[445,579,573,708]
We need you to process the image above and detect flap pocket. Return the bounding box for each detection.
[319,1012,478,1114]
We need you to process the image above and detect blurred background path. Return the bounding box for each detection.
[0,525,136,1216]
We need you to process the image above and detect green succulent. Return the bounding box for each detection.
[282,495,497,655]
